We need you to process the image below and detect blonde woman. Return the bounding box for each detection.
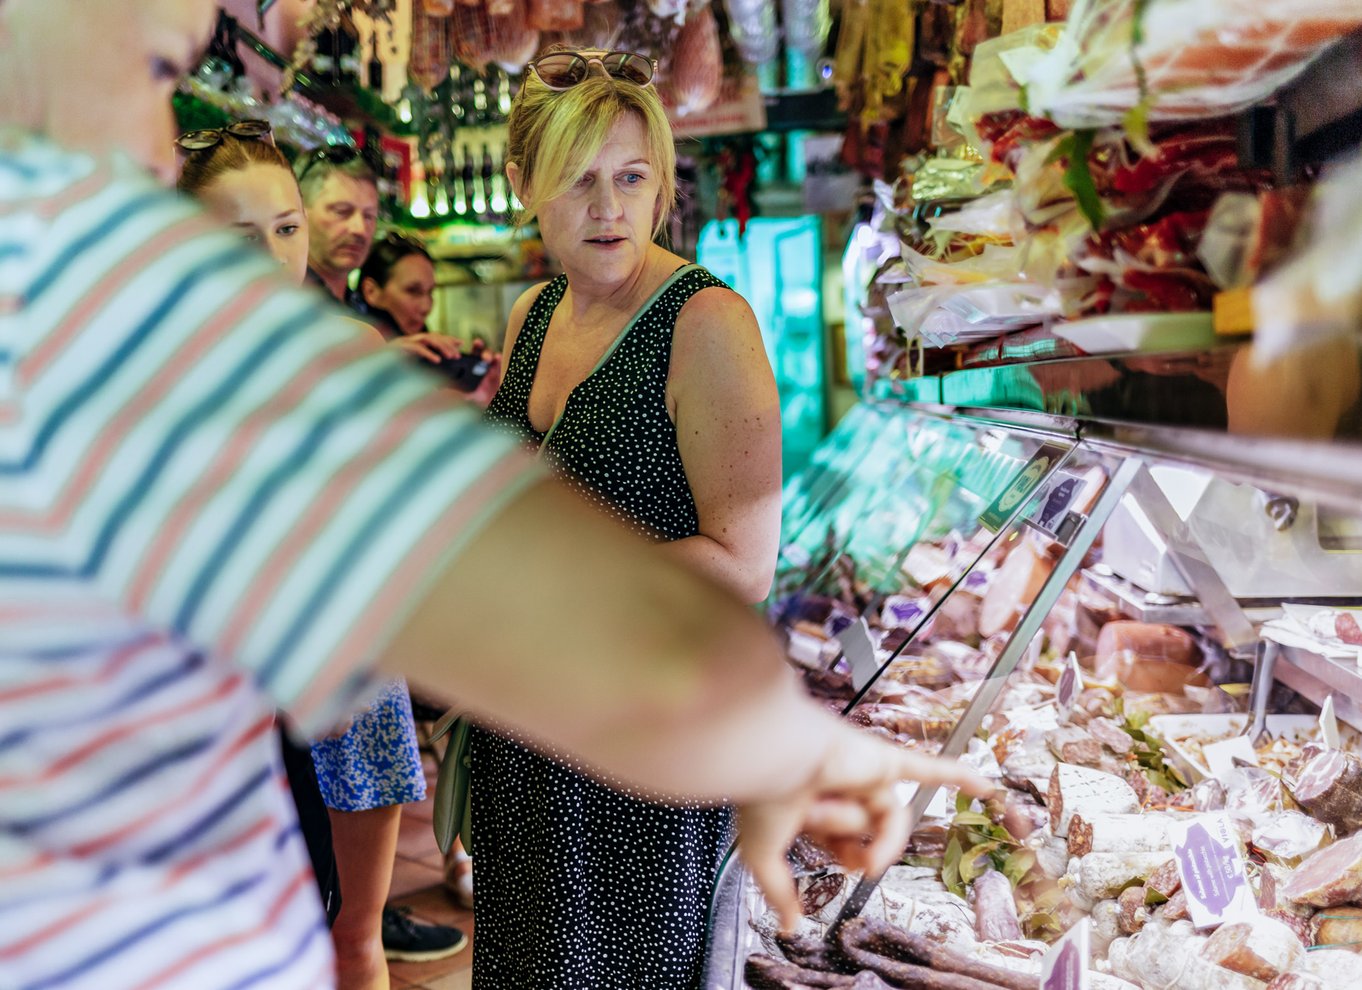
[472,49,782,988]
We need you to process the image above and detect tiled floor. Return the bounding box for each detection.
[385,750,474,990]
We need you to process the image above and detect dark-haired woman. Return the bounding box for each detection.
[359,233,502,405]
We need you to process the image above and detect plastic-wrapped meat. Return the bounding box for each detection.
[1311,905,1362,951]
[1252,811,1333,867]
[1116,885,1149,934]
[1225,765,1286,816]
[1192,776,1228,812]
[1069,851,1171,899]
[1282,830,1362,907]
[1047,764,1141,837]
[1295,947,1362,986]
[1107,919,1207,988]
[1288,749,1362,833]
[970,869,1022,942]
[1087,716,1135,755]
[1066,812,1179,858]
[1265,974,1325,990]
[1201,916,1304,983]
[1046,726,1105,767]
[1017,0,1362,128]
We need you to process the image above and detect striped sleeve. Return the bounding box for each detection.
[1,149,542,735]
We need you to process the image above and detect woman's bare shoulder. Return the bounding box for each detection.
[503,280,555,354]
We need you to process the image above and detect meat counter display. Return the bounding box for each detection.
[705,402,1362,990]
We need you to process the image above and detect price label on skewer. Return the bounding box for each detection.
[1320,695,1340,750]
[836,616,880,693]
[1040,918,1090,990]
[1056,651,1082,725]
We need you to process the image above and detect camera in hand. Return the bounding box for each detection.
[438,350,491,393]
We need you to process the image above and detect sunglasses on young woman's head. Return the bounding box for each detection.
[175,118,272,152]
[527,51,657,90]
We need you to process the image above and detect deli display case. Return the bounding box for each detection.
[706,396,1362,990]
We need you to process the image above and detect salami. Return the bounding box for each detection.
[1289,749,1362,832]
[1200,916,1304,983]
[1311,905,1362,950]
[1048,764,1141,837]
[1066,813,1179,858]
[745,955,856,989]
[838,918,1036,990]
[1265,975,1325,990]
[971,869,1023,942]
[1116,885,1149,934]
[1047,726,1105,767]
[1282,830,1362,907]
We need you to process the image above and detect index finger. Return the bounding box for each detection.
[898,751,993,800]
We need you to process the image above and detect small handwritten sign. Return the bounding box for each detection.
[1202,736,1258,779]
[1173,815,1259,929]
[837,616,880,693]
[1040,918,1090,990]
[1056,652,1082,725]
[1320,695,1340,750]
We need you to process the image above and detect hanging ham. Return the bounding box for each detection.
[667,6,723,116]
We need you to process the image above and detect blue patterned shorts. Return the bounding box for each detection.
[311,678,426,812]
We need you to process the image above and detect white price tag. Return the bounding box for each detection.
[1320,695,1341,750]
[1040,918,1090,990]
[837,616,880,693]
[1202,736,1258,779]
[1173,814,1259,930]
[893,780,952,819]
[1056,651,1082,725]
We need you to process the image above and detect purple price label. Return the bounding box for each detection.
[1042,941,1082,990]
[1175,820,1248,919]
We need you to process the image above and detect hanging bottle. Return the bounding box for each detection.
[461,144,478,219]
[450,146,468,218]
[476,142,493,221]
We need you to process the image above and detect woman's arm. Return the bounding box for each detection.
[664,287,783,604]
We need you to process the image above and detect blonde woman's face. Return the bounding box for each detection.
[199,163,310,286]
[533,114,661,286]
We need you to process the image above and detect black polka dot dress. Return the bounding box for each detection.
[474,264,736,989]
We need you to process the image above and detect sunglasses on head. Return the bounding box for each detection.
[527,50,657,90]
[297,144,368,181]
[175,119,272,152]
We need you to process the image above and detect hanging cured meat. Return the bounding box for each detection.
[526,0,584,32]
[723,0,778,64]
[451,0,538,71]
[409,7,453,92]
[667,6,723,116]
[1020,0,1362,127]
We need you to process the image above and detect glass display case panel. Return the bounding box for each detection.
[770,404,1085,714]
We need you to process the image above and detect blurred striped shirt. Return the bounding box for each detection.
[0,135,538,989]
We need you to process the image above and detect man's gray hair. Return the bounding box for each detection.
[295,148,379,206]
